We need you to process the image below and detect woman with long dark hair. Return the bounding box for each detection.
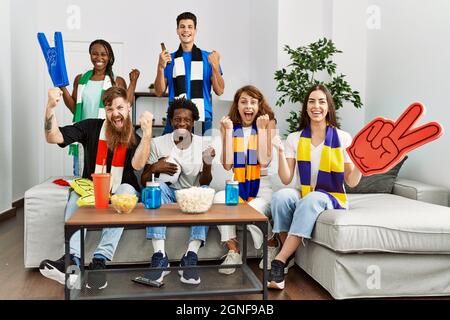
[268,84,362,289]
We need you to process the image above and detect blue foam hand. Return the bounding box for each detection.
[37,32,69,87]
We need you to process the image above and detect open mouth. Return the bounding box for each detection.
[243,111,254,122]
[113,117,124,127]
[95,62,105,67]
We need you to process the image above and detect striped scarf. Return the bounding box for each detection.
[233,124,260,203]
[297,126,347,209]
[95,120,127,194]
[69,70,113,156]
[172,44,205,121]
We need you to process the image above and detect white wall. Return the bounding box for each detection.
[11,0,41,201]
[0,0,13,213]
[249,0,278,123]
[331,0,367,136]
[365,0,450,193]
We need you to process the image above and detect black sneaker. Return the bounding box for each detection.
[145,252,170,283]
[86,258,107,290]
[178,251,200,285]
[267,259,285,290]
[39,255,78,286]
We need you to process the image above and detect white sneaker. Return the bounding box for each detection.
[259,245,280,271]
[259,246,295,274]
[284,257,295,274]
[218,250,243,275]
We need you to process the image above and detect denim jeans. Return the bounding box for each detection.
[145,181,209,244]
[271,188,334,239]
[65,183,139,260]
[73,154,79,176]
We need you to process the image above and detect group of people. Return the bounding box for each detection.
[39,11,362,291]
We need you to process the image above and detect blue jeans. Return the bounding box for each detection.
[65,183,139,260]
[73,154,79,176]
[163,119,212,136]
[271,188,334,239]
[146,182,209,244]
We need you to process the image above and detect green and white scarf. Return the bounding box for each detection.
[68,70,113,156]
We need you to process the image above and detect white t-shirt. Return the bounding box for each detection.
[148,133,208,190]
[284,129,353,189]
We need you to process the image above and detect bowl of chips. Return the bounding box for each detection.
[111,194,138,214]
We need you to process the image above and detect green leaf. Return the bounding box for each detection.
[275,37,363,133]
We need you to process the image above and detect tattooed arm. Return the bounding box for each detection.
[45,88,64,144]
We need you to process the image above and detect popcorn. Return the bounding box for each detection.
[176,187,215,213]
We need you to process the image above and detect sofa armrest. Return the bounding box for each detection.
[24,176,73,267]
[393,178,449,206]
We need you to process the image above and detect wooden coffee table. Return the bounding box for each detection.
[64,203,269,300]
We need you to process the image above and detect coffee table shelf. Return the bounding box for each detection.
[64,203,268,300]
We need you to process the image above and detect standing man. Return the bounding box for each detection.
[39,86,153,290]
[154,12,225,135]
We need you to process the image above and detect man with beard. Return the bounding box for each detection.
[39,86,153,290]
[140,97,215,285]
[154,11,224,135]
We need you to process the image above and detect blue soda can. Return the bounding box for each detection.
[142,181,161,209]
[225,180,239,206]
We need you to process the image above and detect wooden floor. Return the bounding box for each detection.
[0,207,332,300]
[3,208,449,301]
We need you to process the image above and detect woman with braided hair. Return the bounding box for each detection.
[58,39,140,176]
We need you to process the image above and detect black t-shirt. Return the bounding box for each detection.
[58,119,141,192]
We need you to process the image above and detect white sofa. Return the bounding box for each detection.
[296,180,450,299]
[24,144,450,299]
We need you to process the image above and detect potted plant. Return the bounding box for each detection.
[275,37,363,133]
[148,83,156,94]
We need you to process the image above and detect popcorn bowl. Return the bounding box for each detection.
[175,187,215,214]
[111,194,138,214]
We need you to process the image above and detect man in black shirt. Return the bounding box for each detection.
[39,86,153,290]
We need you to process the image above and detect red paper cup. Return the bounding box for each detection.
[91,173,111,209]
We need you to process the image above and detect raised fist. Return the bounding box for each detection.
[347,103,443,176]
[220,116,233,132]
[208,51,220,68]
[256,114,270,130]
[47,87,63,108]
[139,111,154,136]
[272,135,285,152]
[129,69,140,83]
[202,146,216,165]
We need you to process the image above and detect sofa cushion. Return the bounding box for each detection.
[311,193,450,253]
[345,156,407,194]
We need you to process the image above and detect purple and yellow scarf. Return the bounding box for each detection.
[297,126,347,209]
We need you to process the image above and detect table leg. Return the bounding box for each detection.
[259,221,268,300]
[80,228,85,272]
[64,228,70,300]
[242,223,247,263]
